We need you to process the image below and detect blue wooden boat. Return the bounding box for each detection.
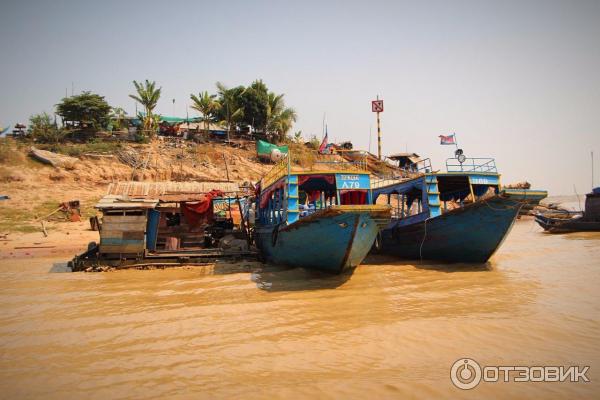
[371,157,525,263]
[254,156,391,273]
[534,188,600,233]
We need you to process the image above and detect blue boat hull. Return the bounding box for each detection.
[378,196,522,263]
[255,206,390,273]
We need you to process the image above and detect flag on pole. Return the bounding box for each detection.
[319,127,329,154]
[439,134,456,145]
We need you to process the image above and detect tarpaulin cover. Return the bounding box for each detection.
[256,140,288,157]
[180,190,224,227]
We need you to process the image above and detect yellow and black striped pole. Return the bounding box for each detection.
[377,110,381,160]
[377,95,382,160]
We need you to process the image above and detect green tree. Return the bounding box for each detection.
[215,82,246,140]
[110,107,128,130]
[129,80,161,135]
[265,92,297,143]
[239,79,269,133]
[190,91,220,139]
[29,112,66,143]
[55,91,112,131]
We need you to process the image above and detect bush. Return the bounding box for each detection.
[29,112,67,144]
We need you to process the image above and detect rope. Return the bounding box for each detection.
[419,217,431,261]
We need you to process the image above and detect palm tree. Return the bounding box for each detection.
[265,92,297,143]
[216,82,245,141]
[129,80,161,134]
[190,91,220,139]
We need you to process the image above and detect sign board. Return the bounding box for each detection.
[469,175,500,186]
[371,100,384,113]
[335,174,371,190]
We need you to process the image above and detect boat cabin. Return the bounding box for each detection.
[372,159,501,227]
[584,188,600,221]
[94,181,240,260]
[257,170,373,226]
[387,153,422,171]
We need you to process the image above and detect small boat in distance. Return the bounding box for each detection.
[370,156,525,263]
[254,154,391,273]
[535,187,600,233]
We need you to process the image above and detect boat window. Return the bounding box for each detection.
[297,174,337,218]
[339,190,368,205]
[298,189,337,217]
[382,191,422,219]
[298,175,336,192]
[438,175,471,203]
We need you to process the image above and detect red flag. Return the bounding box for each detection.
[318,131,329,153]
[439,134,456,145]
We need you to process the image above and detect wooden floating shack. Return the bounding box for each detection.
[71,181,255,270]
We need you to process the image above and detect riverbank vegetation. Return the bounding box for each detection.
[18,78,298,146]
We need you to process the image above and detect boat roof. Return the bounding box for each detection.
[387,153,421,163]
[106,181,239,197]
[431,171,500,177]
[95,195,158,210]
[290,169,370,176]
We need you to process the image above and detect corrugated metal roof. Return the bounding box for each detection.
[95,195,158,209]
[106,181,240,198]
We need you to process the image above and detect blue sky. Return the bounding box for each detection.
[1,0,599,194]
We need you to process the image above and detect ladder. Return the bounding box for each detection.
[425,174,441,217]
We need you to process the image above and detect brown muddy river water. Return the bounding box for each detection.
[0,220,599,399]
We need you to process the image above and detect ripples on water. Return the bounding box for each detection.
[0,220,599,399]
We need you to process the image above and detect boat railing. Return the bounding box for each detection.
[314,151,369,171]
[446,157,497,173]
[371,175,411,189]
[312,159,368,171]
[260,153,290,189]
[370,159,432,189]
[400,158,432,174]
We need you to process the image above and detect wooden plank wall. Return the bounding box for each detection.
[99,214,146,254]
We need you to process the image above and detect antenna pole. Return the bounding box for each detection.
[592,151,595,189]
[377,95,382,160]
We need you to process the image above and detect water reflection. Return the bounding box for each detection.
[363,254,494,272]
[252,264,354,291]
